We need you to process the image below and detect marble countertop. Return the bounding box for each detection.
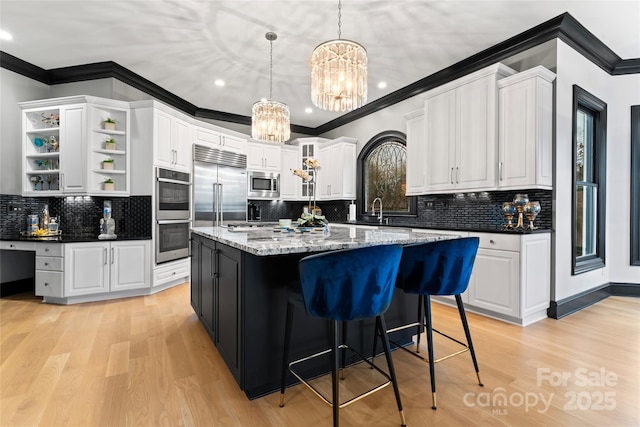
[191,223,459,256]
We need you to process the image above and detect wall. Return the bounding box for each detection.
[0,69,50,195]
[555,40,640,299]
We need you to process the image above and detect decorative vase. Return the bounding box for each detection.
[104,122,116,131]
[105,142,116,150]
[104,182,115,191]
[102,162,114,170]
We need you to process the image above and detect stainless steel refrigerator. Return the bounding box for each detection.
[193,145,247,227]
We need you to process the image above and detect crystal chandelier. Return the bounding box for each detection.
[310,0,367,112]
[252,32,290,144]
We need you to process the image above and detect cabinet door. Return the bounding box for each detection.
[246,142,264,170]
[60,105,87,193]
[456,76,496,190]
[190,235,202,315]
[155,111,173,168]
[424,90,456,192]
[200,239,216,335]
[216,244,241,382]
[65,243,109,296]
[405,111,425,195]
[221,135,246,153]
[262,144,281,171]
[467,248,519,317]
[110,241,150,291]
[280,148,299,200]
[316,145,331,199]
[173,117,192,172]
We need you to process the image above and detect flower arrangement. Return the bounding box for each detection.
[292,157,326,227]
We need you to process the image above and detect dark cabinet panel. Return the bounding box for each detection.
[216,245,241,383]
[190,235,201,315]
[200,239,216,335]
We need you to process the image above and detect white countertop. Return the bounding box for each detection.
[191,223,458,256]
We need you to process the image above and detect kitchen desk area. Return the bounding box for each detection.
[189,223,458,398]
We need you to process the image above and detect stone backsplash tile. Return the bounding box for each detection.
[0,194,151,238]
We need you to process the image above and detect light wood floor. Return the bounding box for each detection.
[1,283,638,427]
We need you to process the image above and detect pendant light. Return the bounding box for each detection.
[252,32,290,144]
[310,0,367,112]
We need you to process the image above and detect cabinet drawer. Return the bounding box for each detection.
[36,256,63,271]
[35,271,64,298]
[469,232,520,252]
[153,259,190,287]
[35,243,63,257]
[0,241,35,251]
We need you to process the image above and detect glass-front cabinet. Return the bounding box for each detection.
[21,96,130,196]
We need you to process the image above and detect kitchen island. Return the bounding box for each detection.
[190,223,458,398]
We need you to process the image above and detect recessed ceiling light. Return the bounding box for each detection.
[377,81,387,89]
[0,29,13,41]
[214,79,225,87]
[305,107,313,114]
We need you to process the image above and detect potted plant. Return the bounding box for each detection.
[104,178,115,191]
[103,118,116,130]
[105,138,116,150]
[102,158,114,170]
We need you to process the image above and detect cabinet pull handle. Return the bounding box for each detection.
[104,248,107,265]
[499,161,503,181]
[450,168,454,184]
[456,167,460,183]
[44,282,49,287]
[111,247,114,264]
[44,262,49,266]
[490,239,496,244]
[45,248,49,252]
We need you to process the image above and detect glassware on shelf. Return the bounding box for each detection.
[523,201,541,230]
[30,176,40,190]
[512,193,529,229]
[501,202,516,229]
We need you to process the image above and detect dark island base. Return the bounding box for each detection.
[190,235,417,399]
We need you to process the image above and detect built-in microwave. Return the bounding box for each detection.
[248,171,279,199]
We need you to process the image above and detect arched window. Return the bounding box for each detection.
[357,131,416,216]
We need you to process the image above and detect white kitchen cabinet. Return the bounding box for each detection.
[246,140,281,172]
[466,232,550,326]
[193,126,246,154]
[404,109,426,195]
[65,240,150,297]
[280,144,300,200]
[423,63,516,194]
[21,96,132,197]
[152,257,190,288]
[317,137,357,200]
[21,102,86,196]
[497,66,555,190]
[155,109,192,172]
[35,243,64,299]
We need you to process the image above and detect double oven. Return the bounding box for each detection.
[156,168,191,264]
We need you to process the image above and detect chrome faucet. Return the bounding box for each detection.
[371,197,383,224]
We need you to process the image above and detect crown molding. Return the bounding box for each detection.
[1,13,638,136]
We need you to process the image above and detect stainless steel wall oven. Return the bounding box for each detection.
[155,167,191,263]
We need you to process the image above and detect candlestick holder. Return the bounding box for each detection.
[512,193,529,229]
[524,201,541,230]
[501,202,516,229]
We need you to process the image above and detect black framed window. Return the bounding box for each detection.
[572,85,607,274]
[357,131,416,216]
[631,106,640,266]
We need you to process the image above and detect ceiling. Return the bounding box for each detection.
[1,1,639,130]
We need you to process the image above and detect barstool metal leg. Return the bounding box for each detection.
[340,321,348,380]
[331,320,340,427]
[416,294,423,353]
[280,301,295,407]
[424,294,437,410]
[455,294,484,387]
[377,315,407,427]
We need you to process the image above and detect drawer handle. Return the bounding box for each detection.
[45,248,49,252]
[10,244,15,248]
[44,282,49,287]
[490,239,496,244]
[44,262,49,266]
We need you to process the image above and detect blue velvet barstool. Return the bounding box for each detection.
[374,237,483,410]
[279,244,407,427]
